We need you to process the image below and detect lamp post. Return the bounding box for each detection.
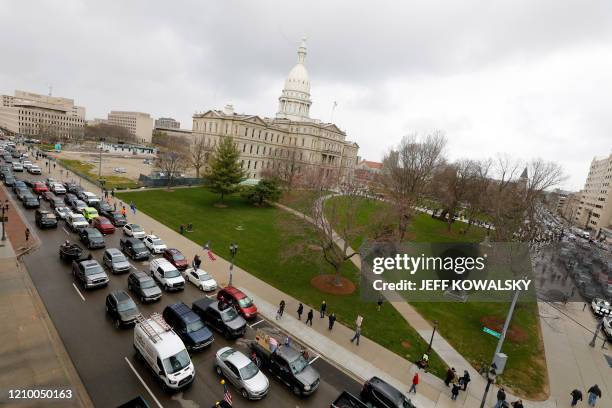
[589,319,603,347]
[427,320,438,352]
[1,200,9,241]
[228,243,238,287]
[479,363,497,408]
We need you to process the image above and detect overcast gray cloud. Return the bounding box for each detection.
[1,0,610,190]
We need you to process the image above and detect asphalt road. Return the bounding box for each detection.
[6,164,361,408]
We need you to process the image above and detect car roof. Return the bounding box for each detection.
[112,290,131,302]
[106,248,122,256]
[222,348,251,369]
[81,260,100,268]
[136,319,185,359]
[166,248,180,254]
[147,234,160,240]
[166,302,200,323]
[84,207,97,211]
[131,270,152,280]
[222,286,245,298]
[368,377,404,403]
[276,345,301,361]
[152,258,176,270]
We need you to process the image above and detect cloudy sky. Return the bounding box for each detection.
[1,0,610,190]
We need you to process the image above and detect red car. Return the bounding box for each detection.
[162,248,189,271]
[33,182,49,194]
[92,216,116,235]
[217,286,258,319]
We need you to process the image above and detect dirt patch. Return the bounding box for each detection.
[311,274,356,295]
[308,244,323,252]
[480,316,529,343]
[401,340,412,349]
[214,203,228,208]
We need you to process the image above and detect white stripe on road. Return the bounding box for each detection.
[62,227,70,235]
[309,355,321,364]
[205,294,215,299]
[130,265,138,271]
[124,357,163,408]
[248,319,265,329]
[72,283,85,302]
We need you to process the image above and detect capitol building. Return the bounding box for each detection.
[192,39,359,184]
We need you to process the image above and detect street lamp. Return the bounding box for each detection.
[427,320,438,353]
[228,243,238,286]
[1,200,9,241]
[479,363,497,408]
[589,319,603,347]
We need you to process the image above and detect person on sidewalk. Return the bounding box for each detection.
[121,206,127,216]
[193,254,201,270]
[587,384,602,407]
[350,326,361,345]
[111,188,115,198]
[570,389,583,406]
[451,381,460,401]
[25,227,30,242]
[297,303,304,320]
[113,202,117,211]
[305,309,314,326]
[408,372,419,394]
[444,367,456,387]
[495,387,507,408]
[320,300,327,318]
[276,300,285,320]
[460,370,470,391]
[130,201,136,215]
[328,312,336,330]
[511,399,524,408]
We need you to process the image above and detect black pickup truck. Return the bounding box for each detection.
[330,391,368,408]
[192,298,247,339]
[250,338,320,397]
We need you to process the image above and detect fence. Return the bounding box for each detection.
[138,174,206,188]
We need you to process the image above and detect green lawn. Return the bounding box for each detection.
[59,159,139,190]
[278,189,327,215]
[323,195,546,399]
[117,188,448,378]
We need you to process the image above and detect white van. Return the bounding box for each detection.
[133,313,195,390]
[149,258,185,291]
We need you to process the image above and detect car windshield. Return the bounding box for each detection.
[162,350,191,375]
[238,297,253,308]
[84,265,103,275]
[165,269,180,278]
[186,320,205,333]
[117,299,137,312]
[289,355,309,374]
[152,238,164,245]
[89,230,102,238]
[239,361,259,380]
[132,225,143,232]
[112,253,127,262]
[42,213,55,219]
[221,307,239,322]
[199,272,212,281]
[73,216,86,223]
[141,278,157,289]
[172,252,185,261]
[132,242,146,251]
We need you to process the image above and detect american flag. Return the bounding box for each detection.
[207,250,216,261]
[203,241,216,261]
[223,382,232,405]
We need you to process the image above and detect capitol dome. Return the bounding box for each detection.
[276,38,312,121]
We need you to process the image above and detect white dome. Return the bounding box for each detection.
[276,37,312,121]
[284,62,310,93]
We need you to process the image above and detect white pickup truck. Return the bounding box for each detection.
[149,258,185,291]
[66,212,89,231]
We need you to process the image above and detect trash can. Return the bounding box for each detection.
[493,352,508,375]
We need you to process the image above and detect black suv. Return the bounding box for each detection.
[105,290,141,328]
[192,298,247,339]
[107,211,127,227]
[127,271,162,303]
[120,237,149,260]
[79,227,106,249]
[162,303,214,351]
[360,377,416,408]
[35,210,58,228]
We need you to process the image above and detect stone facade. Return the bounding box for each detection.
[574,153,612,236]
[107,111,154,144]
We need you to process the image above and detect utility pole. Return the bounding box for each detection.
[228,243,238,286]
[493,288,521,358]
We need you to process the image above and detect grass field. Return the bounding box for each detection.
[59,159,139,190]
[322,195,546,398]
[117,188,448,378]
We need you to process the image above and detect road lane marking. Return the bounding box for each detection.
[249,319,264,328]
[62,227,70,235]
[72,283,85,302]
[130,265,138,271]
[310,355,321,364]
[124,357,163,408]
[205,294,215,299]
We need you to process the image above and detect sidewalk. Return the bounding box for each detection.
[0,220,92,406]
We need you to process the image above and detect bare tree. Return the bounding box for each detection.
[261,146,304,190]
[155,137,189,189]
[189,135,211,179]
[431,159,478,231]
[381,130,447,240]
[463,158,493,230]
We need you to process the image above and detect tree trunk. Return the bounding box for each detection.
[334,263,343,287]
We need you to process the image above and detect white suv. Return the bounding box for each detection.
[149,258,185,292]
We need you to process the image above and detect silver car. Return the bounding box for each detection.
[215,347,269,400]
[102,248,132,274]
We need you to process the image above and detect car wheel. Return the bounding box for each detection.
[241,389,249,399]
[215,366,223,376]
[113,319,120,329]
[127,282,132,290]
[200,285,204,291]
[292,385,301,396]
[164,284,169,291]
[141,295,146,303]
[105,305,109,313]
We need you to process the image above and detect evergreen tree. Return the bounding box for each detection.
[207,137,246,202]
[242,178,282,205]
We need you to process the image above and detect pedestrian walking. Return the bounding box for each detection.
[179,224,185,234]
[460,370,470,391]
[104,189,108,199]
[193,254,201,270]
[408,372,419,394]
[570,389,583,406]
[320,300,327,318]
[25,227,30,242]
[451,381,460,401]
[130,201,136,215]
[297,303,304,320]
[276,300,285,320]
[113,202,117,211]
[495,387,507,408]
[350,326,361,345]
[121,206,126,216]
[377,296,384,311]
[511,400,524,408]
[328,312,336,330]
[444,368,456,387]
[111,188,115,198]
[587,384,601,407]
[305,309,314,326]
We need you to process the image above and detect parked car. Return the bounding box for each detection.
[105,290,141,328]
[331,391,368,408]
[360,377,416,408]
[215,347,269,400]
[183,267,217,291]
[66,212,89,231]
[93,201,113,214]
[127,271,162,303]
[41,191,55,202]
[23,195,40,209]
[603,316,612,341]
[3,176,15,186]
[21,160,32,169]
[107,211,127,227]
[51,182,66,194]
[150,258,185,291]
[79,227,106,249]
[28,165,42,175]
[143,234,167,254]
[11,162,23,172]
[123,223,145,239]
[72,258,109,289]
[35,210,58,228]
[163,248,189,271]
[119,237,150,260]
[102,248,131,274]
[82,192,100,206]
[250,334,320,397]
[192,298,246,339]
[64,182,79,194]
[16,187,30,201]
[32,181,49,194]
[64,192,77,205]
[71,199,87,213]
[45,177,57,187]
[591,298,611,317]
[217,286,258,319]
[54,206,71,221]
[92,216,115,234]
[12,180,26,193]
[162,302,214,351]
[81,207,99,222]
